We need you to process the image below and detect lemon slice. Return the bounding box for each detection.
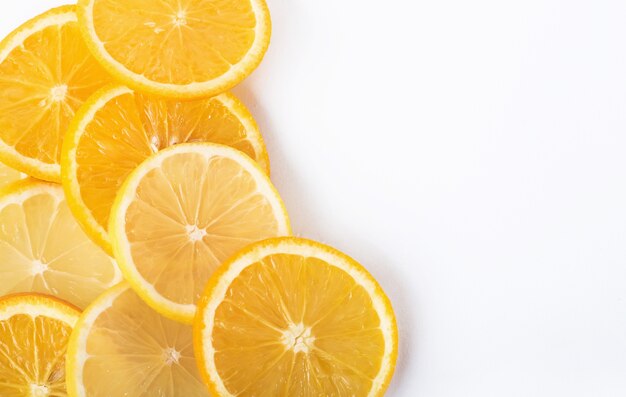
[66,283,210,397]
[0,293,80,396]
[0,161,26,189]
[62,84,269,254]
[77,0,271,98]
[194,237,398,397]
[0,180,122,309]
[0,5,113,182]
[110,143,290,323]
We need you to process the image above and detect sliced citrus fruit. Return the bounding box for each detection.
[0,5,113,182]
[0,293,80,397]
[0,161,26,189]
[67,283,210,397]
[109,143,290,323]
[194,237,398,397]
[0,180,122,309]
[77,0,271,98]
[62,84,269,255]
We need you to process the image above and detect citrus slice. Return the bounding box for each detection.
[77,0,271,98]
[0,180,122,309]
[109,143,290,323]
[62,84,269,254]
[66,283,210,397]
[0,5,113,182]
[0,293,80,397]
[0,161,26,189]
[194,237,398,397]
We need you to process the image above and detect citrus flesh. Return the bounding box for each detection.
[0,180,121,309]
[0,293,80,397]
[67,283,209,397]
[62,84,269,254]
[0,162,25,189]
[194,237,398,397]
[110,143,290,323]
[77,0,271,98]
[0,5,113,182]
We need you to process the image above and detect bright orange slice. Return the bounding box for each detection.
[0,180,121,309]
[194,237,398,397]
[66,283,210,397]
[62,84,269,254]
[77,0,272,98]
[109,143,290,323]
[0,5,113,182]
[0,293,80,396]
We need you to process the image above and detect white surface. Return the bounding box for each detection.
[3,1,626,396]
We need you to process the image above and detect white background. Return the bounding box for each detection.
[4,1,626,396]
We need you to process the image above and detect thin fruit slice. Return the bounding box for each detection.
[194,237,398,397]
[110,143,290,323]
[0,293,80,397]
[0,5,113,182]
[0,180,122,309]
[62,84,269,254]
[67,283,210,397]
[0,161,25,189]
[77,0,271,98]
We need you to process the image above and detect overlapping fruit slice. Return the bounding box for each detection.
[0,293,80,396]
[77,0,272,98]
[62,84,268,254]
[0,5,113,182]
[109,143,290,323]
[0,161,25,189]
[66,283,209,397]
[194,237,398,397]
[0,180,121,309]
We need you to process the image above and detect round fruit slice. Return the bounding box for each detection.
[67,283,210,397]
[0,5,113,182]
[0,293,80,397]
[77,0,271,98]
[62,84,269,254]
[0,180,122,309]
[110,143,290,323]
[194,237,398,397]
[0,161,25,189]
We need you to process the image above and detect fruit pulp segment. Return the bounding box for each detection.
[125,153,281,306]
[212,253,385,396]
[92,0,257,84]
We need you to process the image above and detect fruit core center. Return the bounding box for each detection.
[162,347,181,366]
[281,323,315,353]
[32,260,48,276]
[186,224,207,242]
[173,11,187,26]
[49,85,67,102]
[30,384,49,397]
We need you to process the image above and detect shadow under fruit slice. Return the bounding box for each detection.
[0,293,80,396]
[62,84,269,254]
[0,5,113,182]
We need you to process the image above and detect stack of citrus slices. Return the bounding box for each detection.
[0,1,398,396]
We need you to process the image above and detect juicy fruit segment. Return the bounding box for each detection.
[77,0,271,97]
[110,143,290,323]
[0,162,25,188]
[67,283,209,397]
[0,5,112,182]
[0,294,80,397]
[0,180,121,309]
[62,84,268,253]
[194,237,398,397]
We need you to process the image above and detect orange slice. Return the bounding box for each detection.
[66,283,210,397]
[0,293,80,396]
[77,0,271,98]
[0,5,113,182]
[0,180,122,309]
[194,237,398,397]
[109,143,290,323]
[62,84,269,254]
